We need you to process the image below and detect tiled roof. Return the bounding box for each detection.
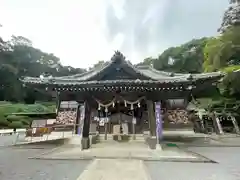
[22,51,225,85]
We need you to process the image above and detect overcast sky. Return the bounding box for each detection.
[0,0,229,68]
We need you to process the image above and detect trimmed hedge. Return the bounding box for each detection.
[8,121,24,128]
[0,101,55,128]
[0,118,10,126]
[6,115,30,121]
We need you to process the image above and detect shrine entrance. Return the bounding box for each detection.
[91,96,147,141]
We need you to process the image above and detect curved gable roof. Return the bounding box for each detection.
[22,51,225,85]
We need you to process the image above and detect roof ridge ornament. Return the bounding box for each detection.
[111,51,126,62]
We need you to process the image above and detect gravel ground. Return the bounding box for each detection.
[0,146,90,180]
[145,147,240,180]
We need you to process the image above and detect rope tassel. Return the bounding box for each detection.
[130,104,134,110]
[105,107,108,112]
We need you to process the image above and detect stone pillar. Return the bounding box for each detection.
[147,100,156,137]
[231,115,240,134]
[81,101,91,149]
[210,111,221,135]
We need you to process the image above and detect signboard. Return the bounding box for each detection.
[46,119,56,125]
[104,117,109,123]
[99,118,105,126]
[31,119,47,128]
[155,102,163,141]
[32,128,36,134]
[60,101,78,109]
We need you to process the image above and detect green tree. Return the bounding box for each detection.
[203,26,240,72]
[153,38,209,73]
[203,26,240,97]
[0,24,86,102]
[90,60,105,70]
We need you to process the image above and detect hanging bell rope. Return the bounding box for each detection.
[105,107,108,112]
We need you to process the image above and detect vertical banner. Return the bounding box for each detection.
[155,102,162,141]
[78,104,85,135]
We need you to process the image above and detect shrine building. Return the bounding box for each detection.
[22,51,224,149]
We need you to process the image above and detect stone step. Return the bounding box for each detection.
[98,134,145,142]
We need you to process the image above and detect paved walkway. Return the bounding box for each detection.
[33,139,208,162]
[3,133,240,179]
[77,159,150,180]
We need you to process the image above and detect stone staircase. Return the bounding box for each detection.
[98,134,145,142]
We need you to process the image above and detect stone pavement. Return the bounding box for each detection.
[77,159,151,180]
[74,146,240,180]
[0,146,89,180]
[34,139,208,162]
[146,147,240,180]
[2,135,240,179]
[2,145,240,180]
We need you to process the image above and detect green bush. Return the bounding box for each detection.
[0,118,10,127]
[21,118,31,126]
[0,102,54,116]
[8,121,24,128]
[6,115,32,127]
[6,115,29,122]
[0,102,55,128]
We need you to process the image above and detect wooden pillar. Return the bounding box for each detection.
[147,100,156,137]
[75,104,80,134]
[56,92,61,114]
[81,101,91,149]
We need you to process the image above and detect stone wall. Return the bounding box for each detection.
[56,110,77,125]
[163,110,193,129]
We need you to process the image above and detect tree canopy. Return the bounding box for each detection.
[203,26,240,97]
[0,26,86,102]
[203,26,240,72]
[1,18,240,103]
[152,38,209,73]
